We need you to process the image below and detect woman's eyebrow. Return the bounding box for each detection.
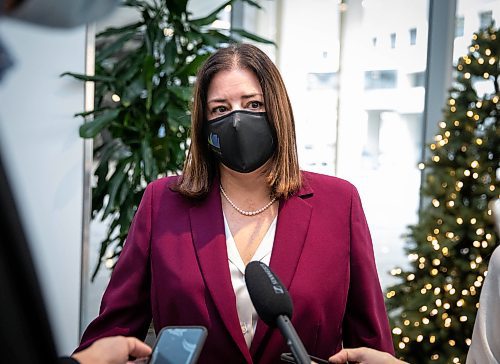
[241,93,263,99]
[207,97,227,104]
[207,93,263,104]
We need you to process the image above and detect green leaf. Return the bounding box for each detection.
[165,0,189,16]
[162,39,177,75]
[143,55,155,112]
[102,162,128,219]
[169,85,192,102]
[118,175,131,205]
[96,32,136,63]
[123,0,146,8]
[93,162,109,200]
[97,21,144,37]
[79,109,120,138]
[132,156,142,183]
[74,109,98,118]
[189,0,262,27]
[191,0,233,27]
[61,72,115,83]
[200,31,232,46]
[242,0,262,9]
[113,54,142,82]
[152,93,170,115]
[91,237,110,280]
[231,28,276,45]
[121,78,145,106]
[141,138,155,181]
[167,105,190,129]
[176,53,211,78]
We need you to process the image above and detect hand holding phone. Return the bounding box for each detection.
[147,326,207,364]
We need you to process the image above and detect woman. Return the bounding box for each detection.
[77,44,394,363]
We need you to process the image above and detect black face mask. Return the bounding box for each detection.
[206,110,276,173]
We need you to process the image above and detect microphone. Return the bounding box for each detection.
[245,261,310,364]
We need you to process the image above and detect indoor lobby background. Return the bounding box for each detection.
[0,0,498,356]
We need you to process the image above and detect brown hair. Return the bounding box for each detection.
[175,43,301,199]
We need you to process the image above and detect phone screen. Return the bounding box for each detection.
[148,326,207,364]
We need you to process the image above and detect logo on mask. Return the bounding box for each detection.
[208,132,220,149]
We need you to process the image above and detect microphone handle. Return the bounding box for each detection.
[276,315,310,364]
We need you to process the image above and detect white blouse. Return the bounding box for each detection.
[223,214,277,348]
[466,246,500,364]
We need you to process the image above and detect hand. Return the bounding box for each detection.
[71,336,152,364]
[328,347,407,364]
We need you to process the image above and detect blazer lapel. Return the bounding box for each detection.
[189,184,252,363]
[250,181,314,357]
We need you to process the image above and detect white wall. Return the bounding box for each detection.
[0,19,85,355]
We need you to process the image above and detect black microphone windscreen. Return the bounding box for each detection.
[245,261,293,327]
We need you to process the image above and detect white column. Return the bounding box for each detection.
[0,19,85,355]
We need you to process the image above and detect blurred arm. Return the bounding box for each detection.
[8,0,118,27]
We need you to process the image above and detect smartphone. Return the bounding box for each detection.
[280,352,329,364]
[147,326,208,364]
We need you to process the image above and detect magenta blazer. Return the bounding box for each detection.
[78,171,394,363]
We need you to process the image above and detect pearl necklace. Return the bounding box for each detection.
[220,185,276,216]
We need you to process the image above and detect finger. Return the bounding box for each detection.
[126,337,152,358]
[345,347,366,362]
[328,349,349,363]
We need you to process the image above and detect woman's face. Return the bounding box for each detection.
[206,68,265,121]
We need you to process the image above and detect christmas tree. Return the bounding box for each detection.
[385,26,499,364]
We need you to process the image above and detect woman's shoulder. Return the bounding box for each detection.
[149,175,180,189]
[147,175,215,204]
[300,170,355,194]
[146,175,182,199]
[148,176,180,189]
[298,171,362,213]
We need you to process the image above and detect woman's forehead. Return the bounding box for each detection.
[206,68,262,101]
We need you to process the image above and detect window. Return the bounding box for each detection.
[365,70,398,89]
[455,16,465,37]
[479,11,493,28]
[307,72,338,90]
[390,32,397,48]
[408,71,426,87]
[409,28,417,45]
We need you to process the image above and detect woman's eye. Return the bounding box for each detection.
[248,101,263,109]
[212,106,227,114]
